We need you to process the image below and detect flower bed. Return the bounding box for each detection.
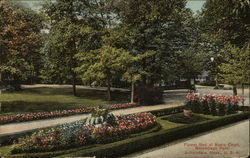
[185,93,244,115]
[0,103,138,125]
[10,112,156,154]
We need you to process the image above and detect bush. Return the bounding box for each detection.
[135,86,163,105]
[150,106,184,117]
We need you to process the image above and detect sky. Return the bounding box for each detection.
[186,0,206,13]
[20,0,206,13]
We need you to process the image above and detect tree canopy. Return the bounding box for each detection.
[0,0,42,89]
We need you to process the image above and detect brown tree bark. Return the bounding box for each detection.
[233,84,237,96]
[72,73,77,96]
[131,82,135,103]
[107,77,111,101]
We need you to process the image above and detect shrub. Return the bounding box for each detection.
[146,106,185,117]
[135,86,163,106]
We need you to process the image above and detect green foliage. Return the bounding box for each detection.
[112,0,192,85]
[76,45,134,100]
[40,0,105,95]
[0,1,43,88]
[201,0,250,46]
[76,45,130,83]
[218,43,250,85]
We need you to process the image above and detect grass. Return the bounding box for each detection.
[0,87,130,115]
[0,145,12,156]
[162,113,211,124]
[157,116,184,129]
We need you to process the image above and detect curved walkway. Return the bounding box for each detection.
[135,120,249,158]
[0,104,181,135]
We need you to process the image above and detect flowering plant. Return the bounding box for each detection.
[0,103,138,125]
[185,93,244,115]
[185,93,201,112]
[11,112,156,153]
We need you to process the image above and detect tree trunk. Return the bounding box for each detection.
[72,71,77,96]
[188,78,191,90]
[131,82,135,103]
[241,83,245,105]
[107,78,111,101]
[233,84,237,96]
[215,74,218,88]
[0,72,2,94]
[0,72,2,87]
[241,83,244,95]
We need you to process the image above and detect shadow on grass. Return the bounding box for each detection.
[15,88,130,102]
[0,88,130,115]
[0,101,85,114]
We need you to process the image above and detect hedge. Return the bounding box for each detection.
[57,111,249,158]
[150,106,185,116]
[6,124,162,158]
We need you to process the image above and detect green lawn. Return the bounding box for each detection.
[0,87,130,115]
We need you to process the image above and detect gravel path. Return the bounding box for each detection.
[0,104,181,135]
[135,120,250,158]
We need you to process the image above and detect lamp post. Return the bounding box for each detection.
[210,57,218,89]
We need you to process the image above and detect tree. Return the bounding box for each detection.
[0,0,42,89]
[200,0,250,47]
[41,0,103,96]
[177,47,206,88]
[112,0,189,86]
[218,43,250,95]
[121,50,156,103]
[200,0,250,91]
[76,45,132,100]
